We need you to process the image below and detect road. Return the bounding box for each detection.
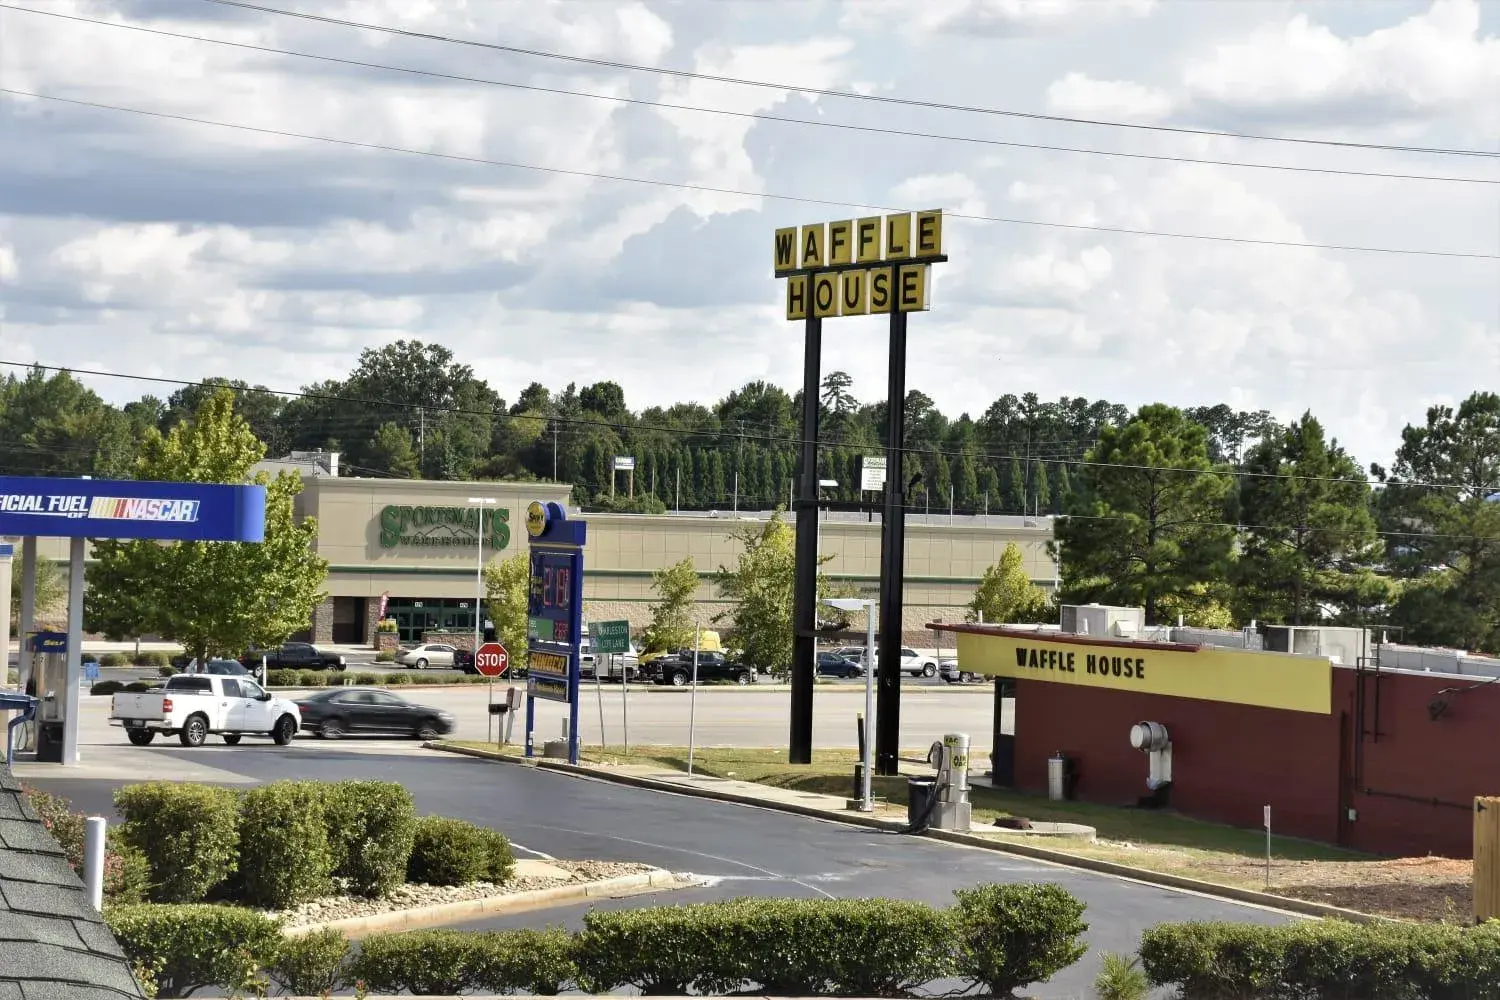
[23,739,1294,1000]
[68,684,1010,752]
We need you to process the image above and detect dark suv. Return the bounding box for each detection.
[241,642,347,671]
[651,650,755,687]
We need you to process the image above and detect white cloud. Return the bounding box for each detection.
[1046,72,1175,120]
[842,0,1157,36]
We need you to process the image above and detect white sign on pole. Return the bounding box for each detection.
[859,456,887,492]
[613,456,636,471]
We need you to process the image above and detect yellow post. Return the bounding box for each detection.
[1474,797,1500,923]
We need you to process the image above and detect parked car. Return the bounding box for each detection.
[939,658,982,684]
[651,650,755,686]
[581,635,641,682]
[109,674,301,747]
[817,652,864,678]
[241,642,347,672]
[294,687,455,740]
[831,645,939,678]
[395,643,457,670]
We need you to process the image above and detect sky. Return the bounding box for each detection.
[0,0,1497,470]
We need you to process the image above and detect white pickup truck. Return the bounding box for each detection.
[110,674,302,748]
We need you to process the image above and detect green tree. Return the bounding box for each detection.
[1053,404,1234,624]
[10,559,66,620]
[712,509,837,673]
[954,449,979,509]
[931,452,952,510]
[1235,413,1379,625]
[1375,392,1500,650]
[978,466,1000,512]
[968,544,1051,624]
[368,422,420,479]
[482,552,530,669]
[0,366,137,477]
[641,557,699,653]
[85,389,328,666]
[1005,459,1025,513]
[1033,461,1050,513]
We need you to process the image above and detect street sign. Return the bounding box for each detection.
[590,620,630,654]
[475,642,508,678]
[859,455,887,492]
[84,660,100,683]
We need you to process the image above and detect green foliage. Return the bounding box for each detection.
[85,388,329,666]
[474,927,578,995]
[386,671,413,685]
[1054,404,1235,624]
[968,543,1053,624]
[322,780,417,898]
[9,556,66,620]
[374,649,395,662]
[236,781,335,908]
[353,671,380,684]
[132,651,170,667]
[483,551,531,672]
[350,929,485,995]
[712,509,837,673]
[270,929,350,997]
[121,680,153,692]
[106,903,281,999]
[1093,952,1149,1000]
[642,556,699,653]
[407,816,515,886]
[156,664,176,677]
[265,668,298,686]
[950,882,1089,998]
[99,652,128,667]
[573,902,748,994]
[0,364,140,479]
[91,680,124,696]
[113,783,241,903]
[296,670,326,686]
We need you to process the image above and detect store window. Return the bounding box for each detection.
[385,598,489,643]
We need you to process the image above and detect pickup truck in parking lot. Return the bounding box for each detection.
[110,674,302,747]
[650,650,756,686]
[240,642,347,671]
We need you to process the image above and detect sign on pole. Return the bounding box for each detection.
[475,642,508,678]
[524,500,586,764]
[589,620,631,655]
[858,456,887,492]
[612,456,635,471]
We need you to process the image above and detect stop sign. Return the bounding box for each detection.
[474,642,508,678]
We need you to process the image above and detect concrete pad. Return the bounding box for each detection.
[513,858,575,881]
[12,748,257,785]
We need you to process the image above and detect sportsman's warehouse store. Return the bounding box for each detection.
[37,470,1056,647]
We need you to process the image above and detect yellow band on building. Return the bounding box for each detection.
[956,630,1332,715]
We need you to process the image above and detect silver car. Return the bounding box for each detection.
[939,658,983,684]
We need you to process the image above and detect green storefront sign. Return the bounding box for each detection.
[378,505,511,550]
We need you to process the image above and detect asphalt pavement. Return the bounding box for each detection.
[24,741,1294,1000]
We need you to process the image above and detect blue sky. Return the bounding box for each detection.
[0,0,1496,468]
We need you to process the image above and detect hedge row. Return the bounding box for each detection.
[93,651,173,668]
[264,668,491,687]
[111,780,508,909]
[107,885,1089,998]
[1141,919,1500,999]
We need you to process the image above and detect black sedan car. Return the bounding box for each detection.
[816,652,864,678]
[293,687,455,740]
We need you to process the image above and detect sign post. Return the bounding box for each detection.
[524,501,586,765]
[475,641,508,736]
[591,620,631,753]
[774,213,949,771]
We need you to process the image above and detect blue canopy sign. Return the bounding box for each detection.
[0,476,266,542]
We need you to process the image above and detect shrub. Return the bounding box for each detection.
[21,784,150,904]
[99,652,129,667]
[265,668,298,687]
[322,780,417,898]
[351,930,484,995]
[270,928,350,996]
[114,784,240,903]
[474,927,577,995]
[104,830,153,905]
[1094,952,1149,1000]
[377,618,399,633]
[157,665,176,678]
[81,651,98,663]
[386,671,413,685]
[132,651,170,667]
[1138,921,1287,999]
[107,903,281,999]
[90,679,124,696]
[296,670,325,687]
[352,671,380,685]
[121,681,153,693]
[374,650,395,662]
[237,781,335,908]
[574,903,743,995]
[407,816,514,886]
[951,882,1088,999]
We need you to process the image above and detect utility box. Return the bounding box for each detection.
[1061,604,1144,638]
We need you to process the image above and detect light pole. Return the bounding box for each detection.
[824,596,876,813]
[467,498,498,656]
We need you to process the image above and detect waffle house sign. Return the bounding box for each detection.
[774,212,948,320]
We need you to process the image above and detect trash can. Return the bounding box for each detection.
[1047,753,1069,802]
[907,777,937,828]
[35,722,64,764]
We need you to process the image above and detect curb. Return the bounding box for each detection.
[430,743,1393,926]
[282,869,683,939]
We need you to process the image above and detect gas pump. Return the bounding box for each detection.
[923,732,973,832]
[30,631,69,763]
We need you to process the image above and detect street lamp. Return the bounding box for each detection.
[823,596,875,813]
[467,498,498,657]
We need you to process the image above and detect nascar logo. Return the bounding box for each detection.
[89,497,201,523]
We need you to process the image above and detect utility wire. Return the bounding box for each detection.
[4,88,1495,261]
[6,5,1495,188]
[9,359,1500,497]
[194,0,1500,161]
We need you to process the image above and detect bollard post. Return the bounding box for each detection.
[83,816,107,912]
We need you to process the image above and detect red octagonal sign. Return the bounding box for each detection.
[475,642,509,678]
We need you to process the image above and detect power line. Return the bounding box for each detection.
[9,359,1500,497]
[194,0,1500,161]
[7,5,1495,188]
[5,88,1495,261]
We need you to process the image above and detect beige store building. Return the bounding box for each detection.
[294,476,1058,647]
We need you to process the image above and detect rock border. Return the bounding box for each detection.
[283,869,685,939]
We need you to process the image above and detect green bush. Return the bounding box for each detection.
[114,784,241,903]
[374,650,395,662]
[105,830,153,906]
[22,784,150,904]
[121,680,153,693]
[81,652,98,663]
[386,671,413,685]
[351,929,484,995]
[265,668,298,687]
[132,651,170,667]
[270,928,350,996]
[90,679,124,696]
[322,780,417,898]
[1094,952,1150,1000]
[99,652,129,667]
[574,901,748,994]
[237,781,335,908]
[407,816,514,886]
[474,927,577,995]
[352,671,380,685]
[296,670,325,687]
[157,664,176,678]
[950,882,1088,998]
[107,903,281,999]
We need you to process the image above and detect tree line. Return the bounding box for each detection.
[4,340,1500,651]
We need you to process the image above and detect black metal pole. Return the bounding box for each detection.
[789,313,822,764]
[875,307,908,776]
